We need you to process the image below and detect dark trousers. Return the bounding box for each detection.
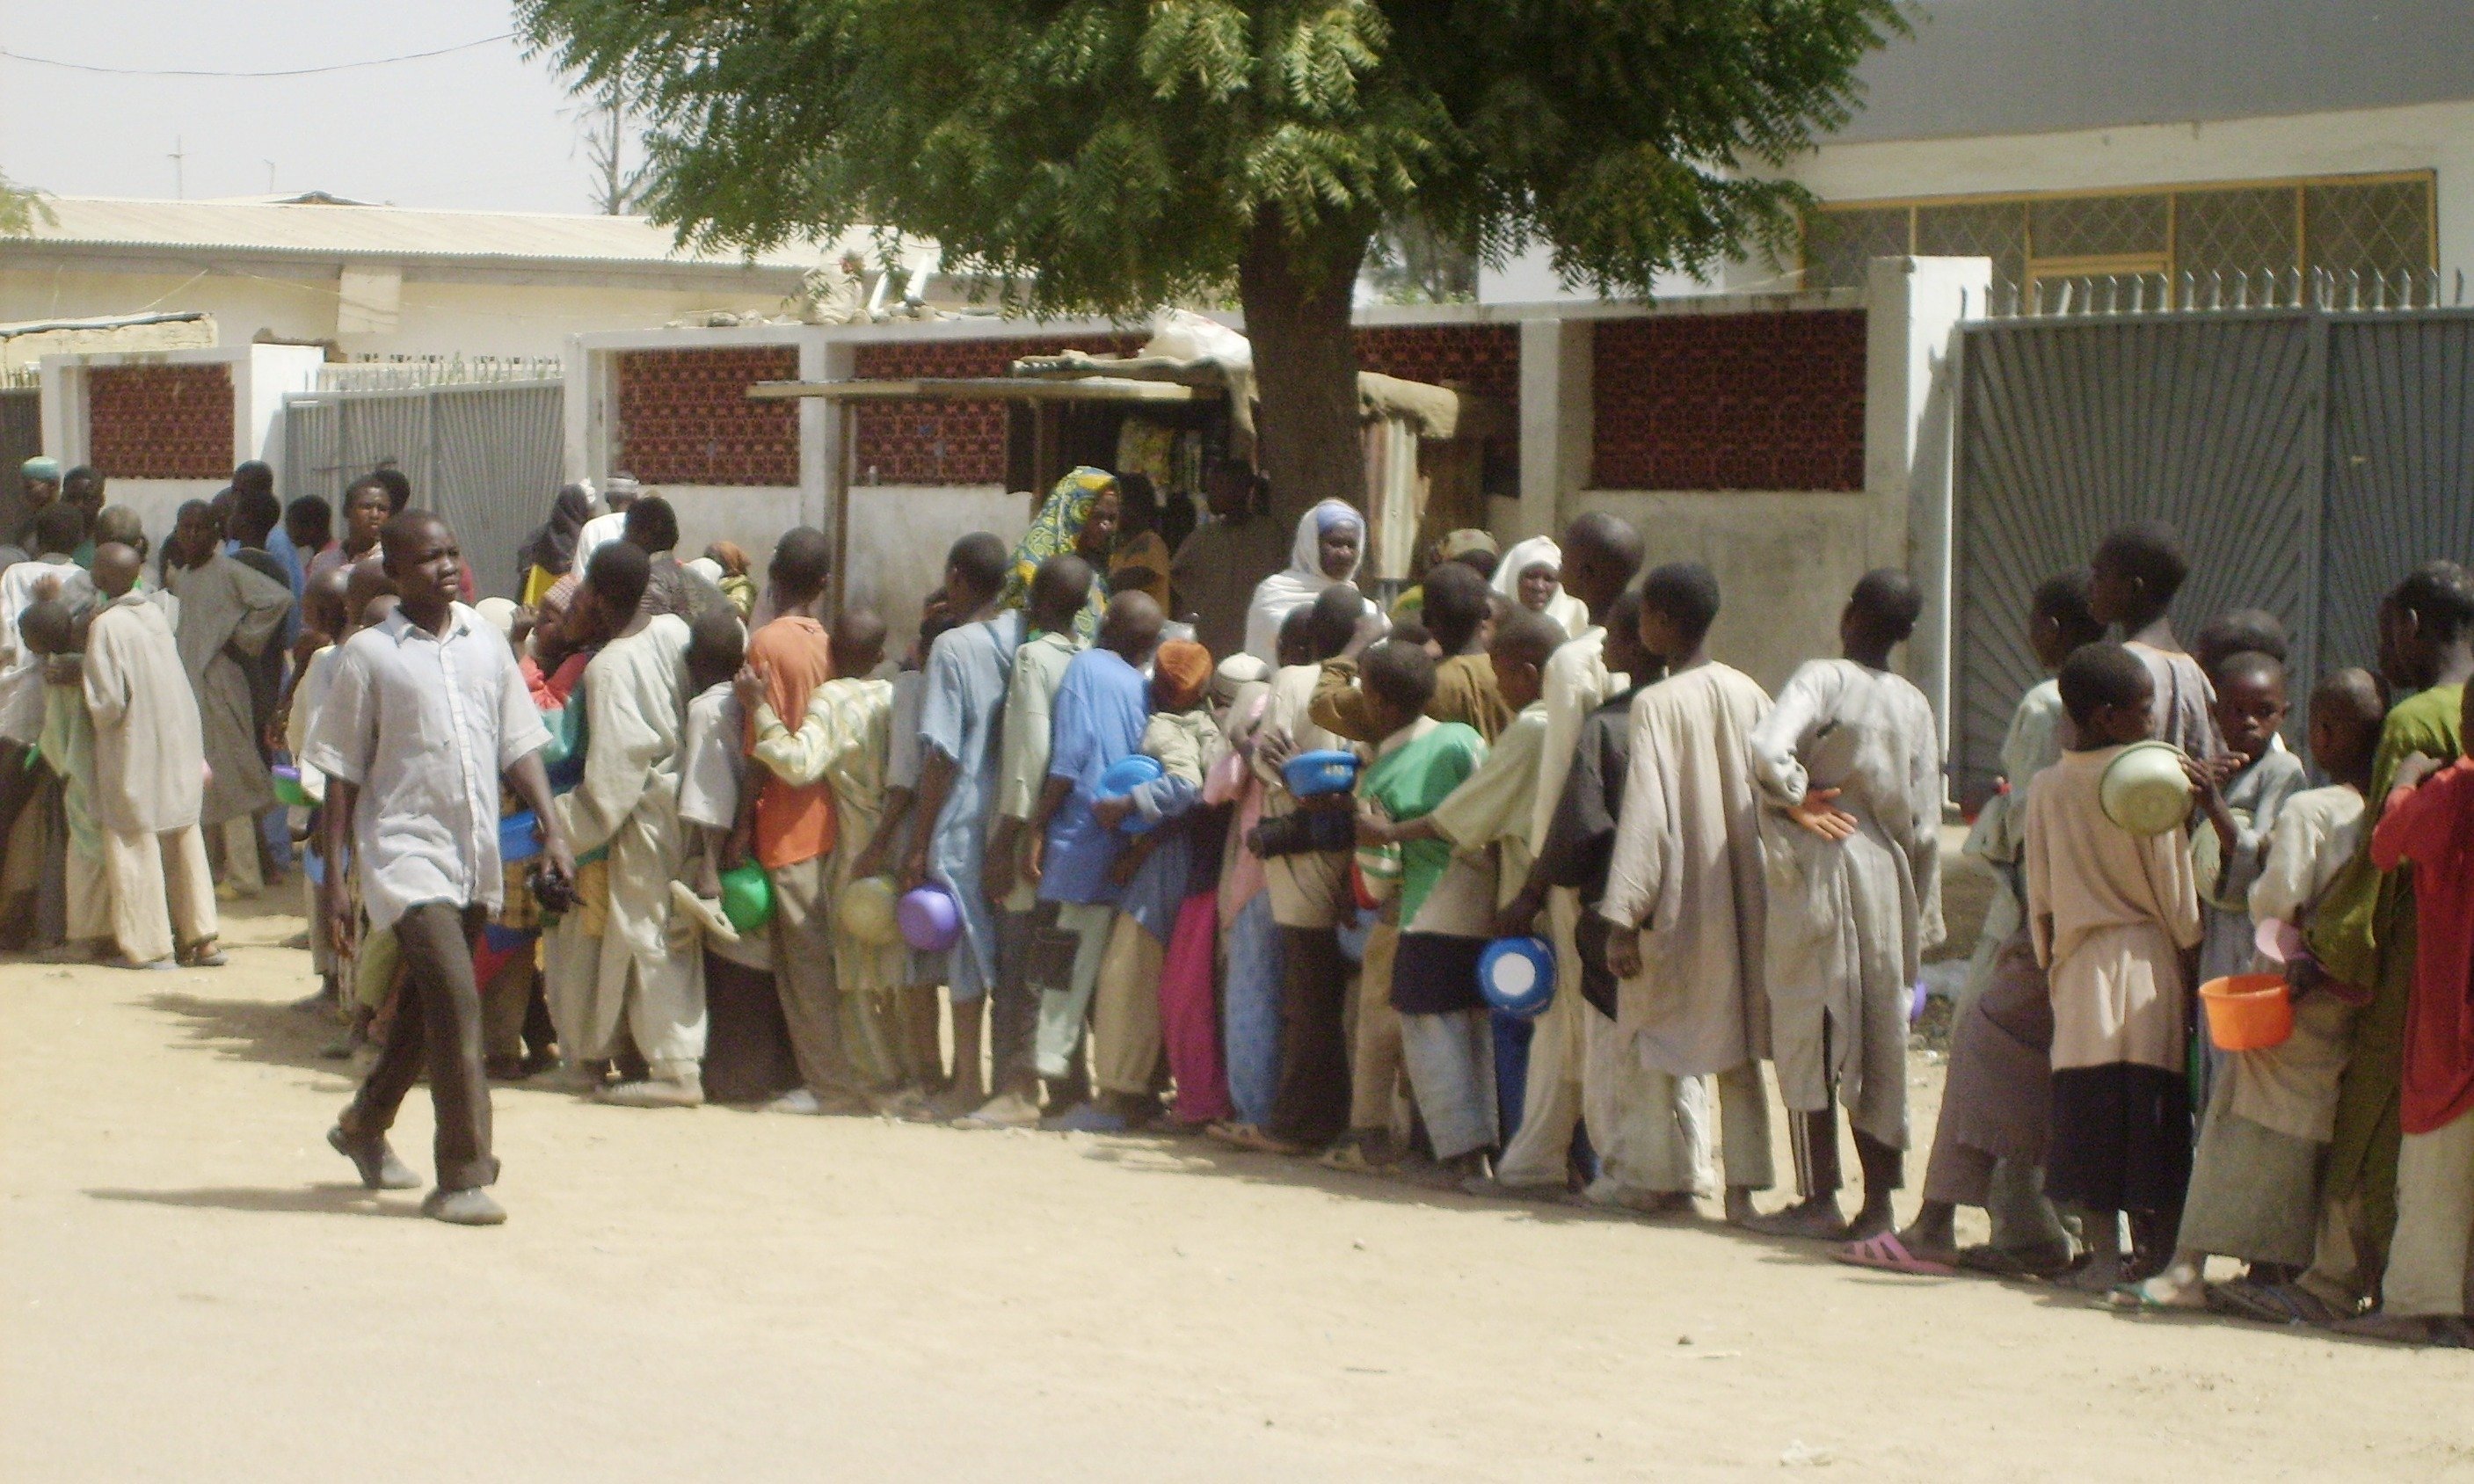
[342,902,497,1190]
[1269,925,1351,1148]
[992,908,1041,1095]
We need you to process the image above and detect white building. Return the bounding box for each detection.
[1484,0,2474,303]
[0,193,949,361]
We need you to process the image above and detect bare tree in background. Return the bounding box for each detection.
[0,169,54,236]
[583,81,648,216]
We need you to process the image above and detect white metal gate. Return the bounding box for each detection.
[281,379,564,600]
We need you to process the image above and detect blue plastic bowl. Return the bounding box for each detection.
[1478,935,1556,1018]
[499,810,542,864]
[1283,748,1359,798]
[1097,753,1165,834]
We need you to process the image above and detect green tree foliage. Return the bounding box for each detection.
[520,0,1899,518]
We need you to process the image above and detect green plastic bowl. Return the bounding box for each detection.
[719,861,775,934]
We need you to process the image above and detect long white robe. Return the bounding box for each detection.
[165,553,289,825]
[1598,662,1773,1076]
[753,676,906,997]
[1748,658,1945,1146]
[548,615,704,1067]
[81,591,206,836]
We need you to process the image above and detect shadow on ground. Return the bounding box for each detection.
[85,1184,422,1218]
[145,989,354,1080]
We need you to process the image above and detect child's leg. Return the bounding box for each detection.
[1714,1061,1776,1225]
[1398,1008,1497,1172]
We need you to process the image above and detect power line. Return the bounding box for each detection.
[0,33,514,79]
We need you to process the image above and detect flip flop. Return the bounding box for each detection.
[1830,1232,1957,1277]
[1955,1243,2077,1280]
[2211,1279,2342,1328]
[2105,1279,2208,1313]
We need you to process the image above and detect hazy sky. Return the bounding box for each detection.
[1,3,621,214]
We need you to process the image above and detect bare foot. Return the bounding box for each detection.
[1889,1224,1961,1268]
[1741,1196,1849,1240]
[1721,1186,1760,1228]
[1842,1198,1898,1244]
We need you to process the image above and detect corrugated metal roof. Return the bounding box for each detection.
[2,196,915,273]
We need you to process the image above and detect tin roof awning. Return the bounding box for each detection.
[748,375,1199,404]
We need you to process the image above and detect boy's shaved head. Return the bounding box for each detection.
[1276,606,1316,667]
[342,556,398,625]
[2311,666,2387,730]
[1489,607,1564,669]
[686,607,746,693]
[91,542,142,598]
[1098,590,1165,663]
[1848,567,1924,644]
[2194,607,2290,673]
[832,607,888,674]
[1029,553,1094,626]
[1308,584,1364,659]
[1639,561,1721,644]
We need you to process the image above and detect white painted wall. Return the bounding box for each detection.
[0,264,799,362]
[98,477,225,560]
[1566,488,1907,697]
[659,484,808,582]
[844,484,1034,658]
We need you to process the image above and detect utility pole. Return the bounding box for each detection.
[169,136,186,200]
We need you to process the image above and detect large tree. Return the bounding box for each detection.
[518,0,1899,521]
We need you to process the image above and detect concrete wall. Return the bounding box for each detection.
[659,484,808,583]
[98,477,225,560]
[1565,488,1907,696]
[844,484,1032,658]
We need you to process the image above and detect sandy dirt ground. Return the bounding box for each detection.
[5,882,2472,1483]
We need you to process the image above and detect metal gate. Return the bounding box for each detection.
[280,380,564,600]
[1952,300,2474,804]
[0,388,40,542]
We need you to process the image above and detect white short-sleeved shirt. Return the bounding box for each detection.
[677,682,745,833]
[302,603,551,932]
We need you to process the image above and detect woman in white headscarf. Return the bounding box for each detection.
[1492,535,1590,640]
[1242,499,1379,663]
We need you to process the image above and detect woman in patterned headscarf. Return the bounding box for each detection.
[1001,466,1120,642]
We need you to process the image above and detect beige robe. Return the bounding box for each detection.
[81,591,205,836]
[2022,746,2205,1073]
[548,615,704,1067]
[1749,659,1945,1144]
[1254,661,1352,930]
[165,553,289,825]
[2235,782,2367,1142]
[1598,662,1773,1077]
[753,676,906,997]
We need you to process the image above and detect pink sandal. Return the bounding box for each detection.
[1832,1233,1958,1277]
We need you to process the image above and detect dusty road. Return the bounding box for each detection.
[4,891,2470,1482]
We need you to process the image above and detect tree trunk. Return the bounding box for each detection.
[1238,207,1372,534]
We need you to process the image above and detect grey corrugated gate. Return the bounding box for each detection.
[280,382,564,600]
[1951,305,2474,805]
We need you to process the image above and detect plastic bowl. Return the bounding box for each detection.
[498,809,542,865]
[837,874,903,947]
[2099,739,2194,836]
[2201,972,2293,1051]
[719,861,775,935]
[1478,935,1556,1018]
[1096,753,1165,835]
[1283,748,1359,798]
[898,883,963,953]
[272,764,313,809]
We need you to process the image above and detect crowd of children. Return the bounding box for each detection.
[6,452,2470,1342]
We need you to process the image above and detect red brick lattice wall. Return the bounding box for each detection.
[1355,323,1522,465]
[850,336,1142,485]
[86,364,233,480]
[1590,311,1866,491]
[616,346,802,486]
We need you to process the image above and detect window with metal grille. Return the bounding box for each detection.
[1801,172,2434,295]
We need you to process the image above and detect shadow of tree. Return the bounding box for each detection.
[145,990,355,1080]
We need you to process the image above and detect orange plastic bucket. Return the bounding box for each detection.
[2201,972,2293,1051]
